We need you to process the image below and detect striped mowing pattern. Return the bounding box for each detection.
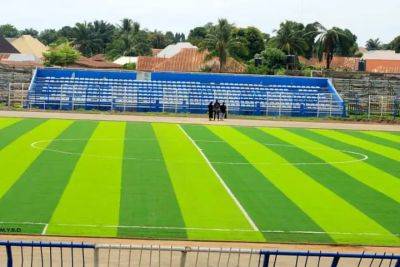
[0,118,399,246]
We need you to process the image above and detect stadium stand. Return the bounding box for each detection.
[27,68,345,117]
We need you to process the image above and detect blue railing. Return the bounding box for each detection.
[1,240,399,266]
[261,250,400,267]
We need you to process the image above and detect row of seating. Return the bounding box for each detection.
[35,76,323,89]
[28,68,344,117]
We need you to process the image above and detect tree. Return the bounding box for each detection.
[332,27,358,56]
[39,29,59,45]
[0,24,20,38]
[165,31,175,45]
[315,27,353,69]
[261,48,286,70]
[188,26,209,46]
[20,28,39,37]
[245,27,265,59]
[150,31,168,49]
[70,20,115,56]
[303,22,323,59]
[72,22,98,56]
[388,36,400,53]
[105,19,151,59]
[366,38,382,50]
[58,26,75,40]
[43,42,80,66]
[229,28,250,61]
[203,19,234,72]
[272,21,307,55]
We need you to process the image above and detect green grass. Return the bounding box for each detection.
[0,117,399,246]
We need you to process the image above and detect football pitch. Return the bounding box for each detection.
[0,117,399,246]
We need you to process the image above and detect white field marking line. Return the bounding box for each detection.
[178,125,260,232]
[30,139,368,166]
[41,223,48,235]
[0,221,398,237]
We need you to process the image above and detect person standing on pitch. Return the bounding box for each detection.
[208,101,214,121]
[213,100,221,120]
[220,102,227,120]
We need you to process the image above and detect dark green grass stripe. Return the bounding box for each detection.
[239,127,400,236]
[0,120,97,234]
[182,124,333,244]
[0,119,45,150]
[118,122,186,239]
[344,131,400,151]
[289,129,400,179]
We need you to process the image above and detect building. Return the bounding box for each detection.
[0,36,20,54]
[361,50,400,73]
[136,42,245,73]
[9,35,48,59]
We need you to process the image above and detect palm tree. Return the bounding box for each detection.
[72,22,97,56]
[204,19,233,72]
[273,21,308,55]
[106,19,151,58]
[366,38,381,51]
[314,27,351,69]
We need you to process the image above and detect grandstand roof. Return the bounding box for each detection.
[10,35,48,59]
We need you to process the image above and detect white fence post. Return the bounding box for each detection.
[94,247,100,267]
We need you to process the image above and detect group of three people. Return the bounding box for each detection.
[208,100,227,121]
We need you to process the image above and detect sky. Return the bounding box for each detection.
[2,0,399,46]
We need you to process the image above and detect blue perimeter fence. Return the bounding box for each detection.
[26,68,346,117]
[1,240,399,267]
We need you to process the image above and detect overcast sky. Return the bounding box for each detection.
[2,0,399,46]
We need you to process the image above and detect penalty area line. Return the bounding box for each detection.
[178,125,260,232]
[41,223,49,235]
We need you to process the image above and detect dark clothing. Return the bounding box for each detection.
[208,103,214,120]
[220,104,227,119]
[213,101,221,120]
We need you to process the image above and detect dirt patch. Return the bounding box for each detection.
[1,110,400,131]
[1,234,399,254]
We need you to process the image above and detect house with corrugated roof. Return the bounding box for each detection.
[0,35,20,54]
[361,50,400,73]
[137,42,245,73]
[10,35,48,59]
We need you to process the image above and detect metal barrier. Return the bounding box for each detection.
[344,95,400,118]
[1,241,399,267]
[0,241,95,266]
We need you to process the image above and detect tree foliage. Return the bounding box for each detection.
[43,42,80,66]
[388,36,400,53]
[314,27,355,69]
[366,38,382,51]
[0,24,20,38]
[203,19,234,72]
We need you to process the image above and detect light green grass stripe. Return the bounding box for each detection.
[152,123,263,242]
[0,118,21,130]
[316,130,399,162]
[264,128,400,204]
[363,131,400,144]
[0,119,73,199]
[209,126,399,245]
[47,121,125,237]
